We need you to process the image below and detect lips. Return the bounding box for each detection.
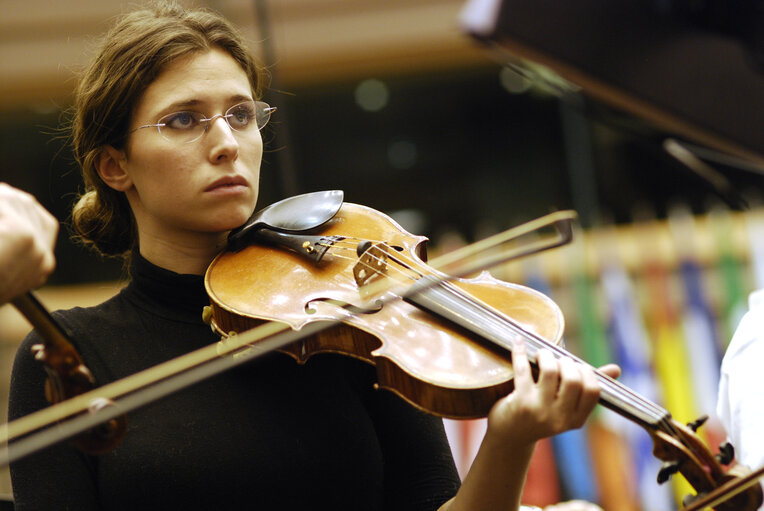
[205,175,249,192]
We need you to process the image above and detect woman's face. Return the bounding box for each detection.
[118,47,262,245]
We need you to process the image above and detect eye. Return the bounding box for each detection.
[161,111,203,130]
[226,103,256,130]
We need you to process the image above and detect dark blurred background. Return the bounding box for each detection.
[2,0,762,286]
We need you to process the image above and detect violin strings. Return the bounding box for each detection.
[321,238,670,426]
[373,242,668,420]
[318,241,684,442]
[324,227,694,443]
[319,238,426,285]
[326,238,670,426]
[436,280,670,423]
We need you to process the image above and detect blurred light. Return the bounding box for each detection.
[387,140,417,169]
[499,66,532,94]
[355,79,389,112]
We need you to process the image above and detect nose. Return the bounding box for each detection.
[206,116,239,163]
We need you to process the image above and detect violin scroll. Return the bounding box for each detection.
[650,416,763,511]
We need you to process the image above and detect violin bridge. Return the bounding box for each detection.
[353,242,389,293]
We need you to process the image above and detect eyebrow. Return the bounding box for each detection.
[159,94,254,115]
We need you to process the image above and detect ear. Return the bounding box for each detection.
[96,146,132,192]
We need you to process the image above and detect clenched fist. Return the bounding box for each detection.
[0,183,58,304]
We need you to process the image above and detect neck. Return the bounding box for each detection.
[138,231,228,275]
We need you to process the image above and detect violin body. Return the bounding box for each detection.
[205,202,564,419]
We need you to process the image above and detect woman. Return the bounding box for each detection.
[9,2,618,510]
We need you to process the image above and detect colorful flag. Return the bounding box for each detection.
[678,258,727,457]
[601,262,675,510]
[643,260,697,505]
[525,269,598,503]
[571,265,640,510]
[522,438,561,507]
[708,208,750,344]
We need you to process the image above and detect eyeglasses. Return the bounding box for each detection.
[129,100,276,144]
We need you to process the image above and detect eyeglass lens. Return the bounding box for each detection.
[156,101,274,144]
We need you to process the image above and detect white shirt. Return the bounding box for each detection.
[717,289,764,510]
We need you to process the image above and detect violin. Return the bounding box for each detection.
[206,201,565,418]
[205,200,762,511]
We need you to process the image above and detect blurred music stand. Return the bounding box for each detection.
[460,0,764,170]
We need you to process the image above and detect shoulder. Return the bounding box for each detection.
[12,290,135,389]
[54,289,134,331]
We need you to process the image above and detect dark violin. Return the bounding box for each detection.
[11,293,126,454]
[205,201,762,511]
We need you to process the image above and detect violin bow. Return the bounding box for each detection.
[0,210,576,466]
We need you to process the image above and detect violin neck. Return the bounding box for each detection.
[13,292,78,352]
[404,275,671,431]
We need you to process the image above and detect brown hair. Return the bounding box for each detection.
[70,1,264,257]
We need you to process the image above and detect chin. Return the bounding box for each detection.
[208,219,244,234]
[213,203,255,230]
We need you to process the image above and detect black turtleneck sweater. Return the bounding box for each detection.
[9,254,460,511]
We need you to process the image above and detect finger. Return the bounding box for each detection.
[560,359,601,430]
[597,363,621,379]
[575,364,601,420]
[36,250,57,286]
[15,191,58,275]
[32,202,59,247]
[11,187,41,220]
[35,209,58,276]
[23,194,58,243]
[535,348,560,400]
[511,339,533,392]
[556,357,584,412]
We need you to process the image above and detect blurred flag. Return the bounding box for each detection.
[522,437,561,507]
[525,269,598,503]
[601,263,675,510]
[708,207,749,344]
[678,258,726,452]
[668,207,727,452]
[643,260,697,504]
[572,269,639,511]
